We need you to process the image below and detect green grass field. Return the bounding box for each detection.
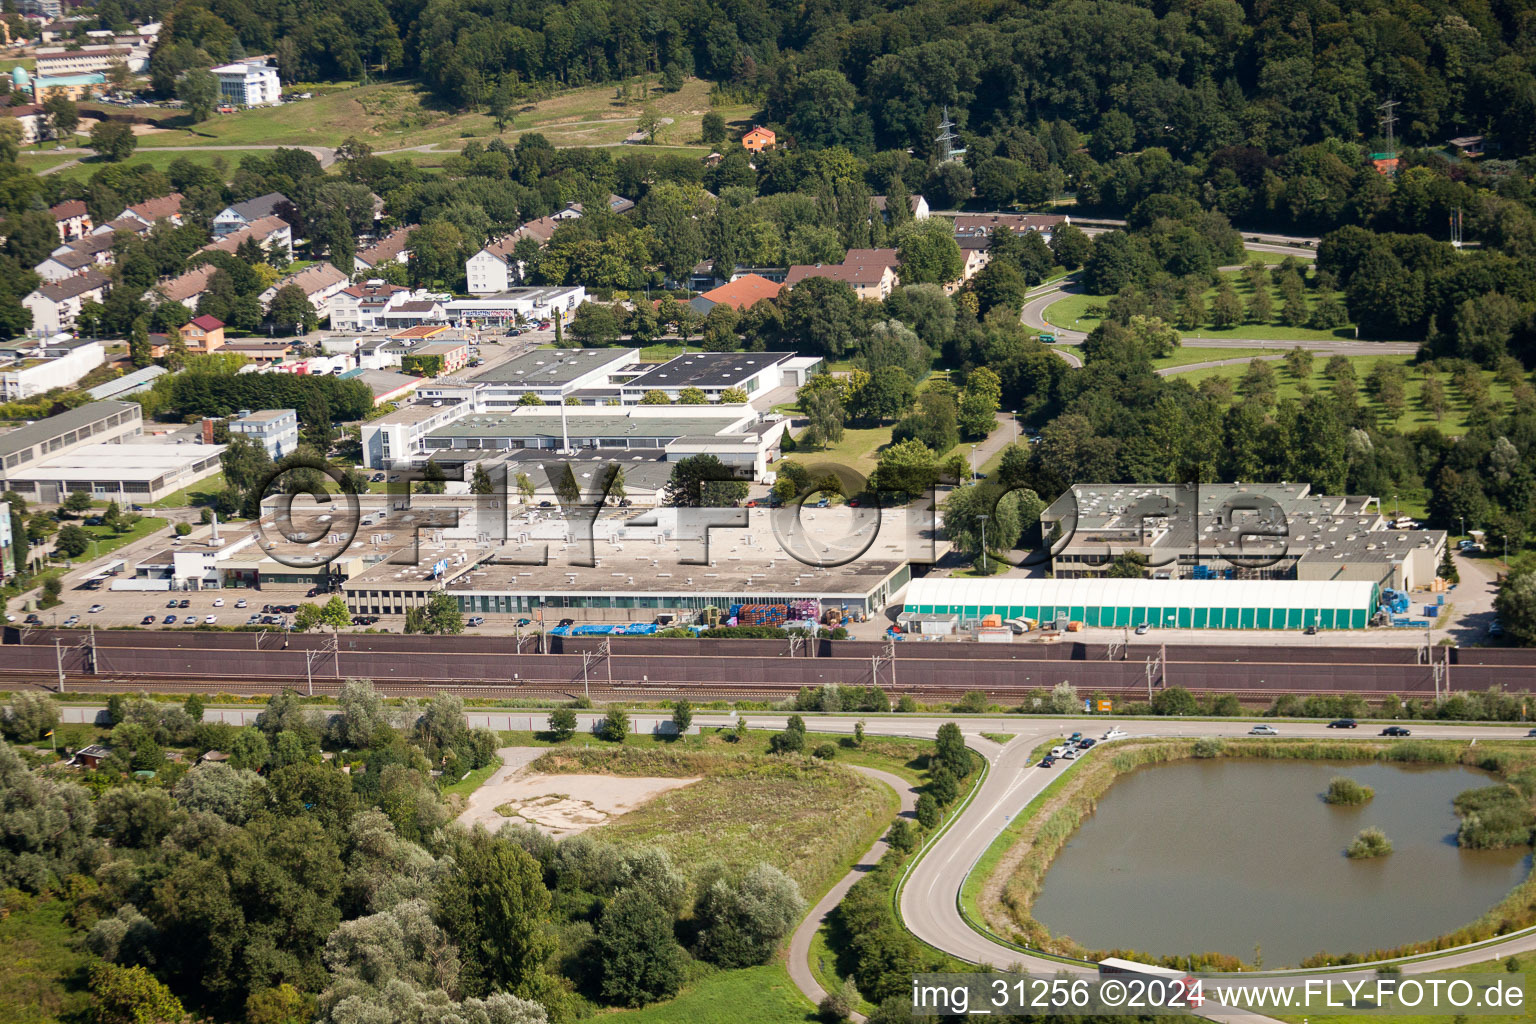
[1152,347,1274,370]
[1045,266,1383,343]
[583,964,813,1023]
[132,76,754,154]
[66,515,169,562]
[145,472,226,510]
[45,148,270,184]
[1175,354,1519,437]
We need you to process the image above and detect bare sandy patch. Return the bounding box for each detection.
[130,123,171,136]
[458,747,699,835]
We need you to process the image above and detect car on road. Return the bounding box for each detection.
[467,616,485,626]
[1305,624,1319,635]
[1381,726,1411,736]
[1102,727,1128,740]
[1049,744,1069,758]
[1068,732,1083,743]
[204,615,218,624]
[140,615,156,625]
[1061,747,1079,759]
[1134,622,1149,635]
[1327,719,1358,729]
[183,615,197,624]
[88,604,104,613]
[1039,755,1056,767]
[1249,724,1279,735]
[1528,728,1536,738]
[212,598,224,607]
[235,599,247,608]
[516,618,532,627]
[558,618,575,627]
[1077,738,1097,750]
[164,614,178,624]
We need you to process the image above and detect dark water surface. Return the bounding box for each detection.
[1031,759,1530,965]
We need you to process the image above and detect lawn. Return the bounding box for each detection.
[0,897,92,1024]
[133,76,754,154]
[46,148,272,184]
[582,965,813,1023]
[1175,354,1519,437]
[1044,266,1386,343]
[1239,246,1317,264]
[789,425,894,476]
[16,152,82,175]
[67,515,169,562]
[1152,346,1275,370]
[145,471,227,510]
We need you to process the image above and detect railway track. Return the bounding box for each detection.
[0,668,1441,706]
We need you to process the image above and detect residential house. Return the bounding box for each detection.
[742,126,776,153]
[3,103,45,143]
[870,194,931,221]
[50,199,91,242]
[178,314,225,354]
[36,246,104,283]
[201,215,293,260]
[951,213,1067,240]
[329,281,410,332]
[212,192,293,236]
[147,264,217,309]
[211,61,281,107]
[688,273,783,315]
[354,225,416,272]
[23,269,109,334]
[465,207,582,293]
[218,340,293,364]
[119,192,184,230]
[783,249,901,301]
[1448,135,1486,157]
[380,298,446,330]
[261,262,349,319]
[956,235,991,284]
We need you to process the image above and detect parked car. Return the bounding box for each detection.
[168,599,180,608]
[1305,624,1319,635]
[141,615,156,625]
[164,614,178,624]
[212,598,224,607]
[558,618,575,627]
[1061,747,1080,760]
[204,615,218,624]
[178,599,190,608]
[467,616,485,626]
[1381,726,1411,736]
[1249,724,1279,735]
[88,604,104,613]
[235,599,247,608]
[1489,621,1504,637]
[516,618,532,627]
[1327,719,1358,729]
[1134,623,1150,635]
[84,516,104,526]
[24,614,42,625]
[248,614,262,625]
[62,615,80,626]
[1068,732,1083,743]
[183,615,197,624]
[1049,745,1069,758]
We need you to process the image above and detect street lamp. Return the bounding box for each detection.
[977,513,989,574]
[970,445,978,482]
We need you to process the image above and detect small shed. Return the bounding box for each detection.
[198,749,230,765]
[897,611,959,636]
[75,744,111,769]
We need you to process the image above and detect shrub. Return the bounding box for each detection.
[895,695,918,713]
[1192,738,1224,758]
[1325,776,1375,806]
[547,706,578,741]
[1454,785,1536,849]
[598,887,688,1006]
[887,819,918,852]
[812,743,836,759]
[1150,686,1198,715]
[2,691,59,742]
[1347,827,1393,859]
[174,522,192,536]
[954,690,989,714]
[915,793,941,829]
[601,707,629,742]
[819,977,858,1022]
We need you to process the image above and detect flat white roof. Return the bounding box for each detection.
[905,577,1380,612]
[8,442,225,481]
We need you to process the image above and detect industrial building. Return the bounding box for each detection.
[1039,482,1446,592]
[902,577,1381,630]
[2,442,225,503]
[0,337,105,400]
[227,409,299,460]
[0,401,142,484]
[449,348,639,405]
[618,351,820,403]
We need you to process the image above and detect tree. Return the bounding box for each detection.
[63,490,94,516]
[701,111,726,144]
[470,463,495,494]
[569,302,622,346]
[800,386,846,448]
[602,706,630,742]
[670,699,693,735]
[1495,572,1536,646]
[941,482,1044,554]
[637,106,664,142]
[55,523,91,558]
[665,453,748,507]
[2,691,59,742]
[43,94,79,140]
[0,743,96,892]
[639,389,671,405]
[1209,280,1243,328]
[87,961,184,1024]
[599,887,687,1006]
[934,721,969,777]
[437,828,553,999]
[873,438,938,497]
[894,220,963,286]
[88,119,137,162]
[176,68,219,122]
[1151,686,1200,716]
[677,386,709,405]
[548,706,578,741]
[1049,225,1093,269]
[915,793,941,828]
[692,862,803,967]
[268,285,319,334]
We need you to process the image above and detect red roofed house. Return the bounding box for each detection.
[742,126,776,153]
[688,273,783,315]
[120,193,185,230]
[50,199,92,242]
[355,225,416,272]
[783,249,901,301]
[178,314,226,354]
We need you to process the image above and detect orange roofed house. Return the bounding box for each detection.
[688,273,783,315]
[179,315,225,353]
[742,126,776,153]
